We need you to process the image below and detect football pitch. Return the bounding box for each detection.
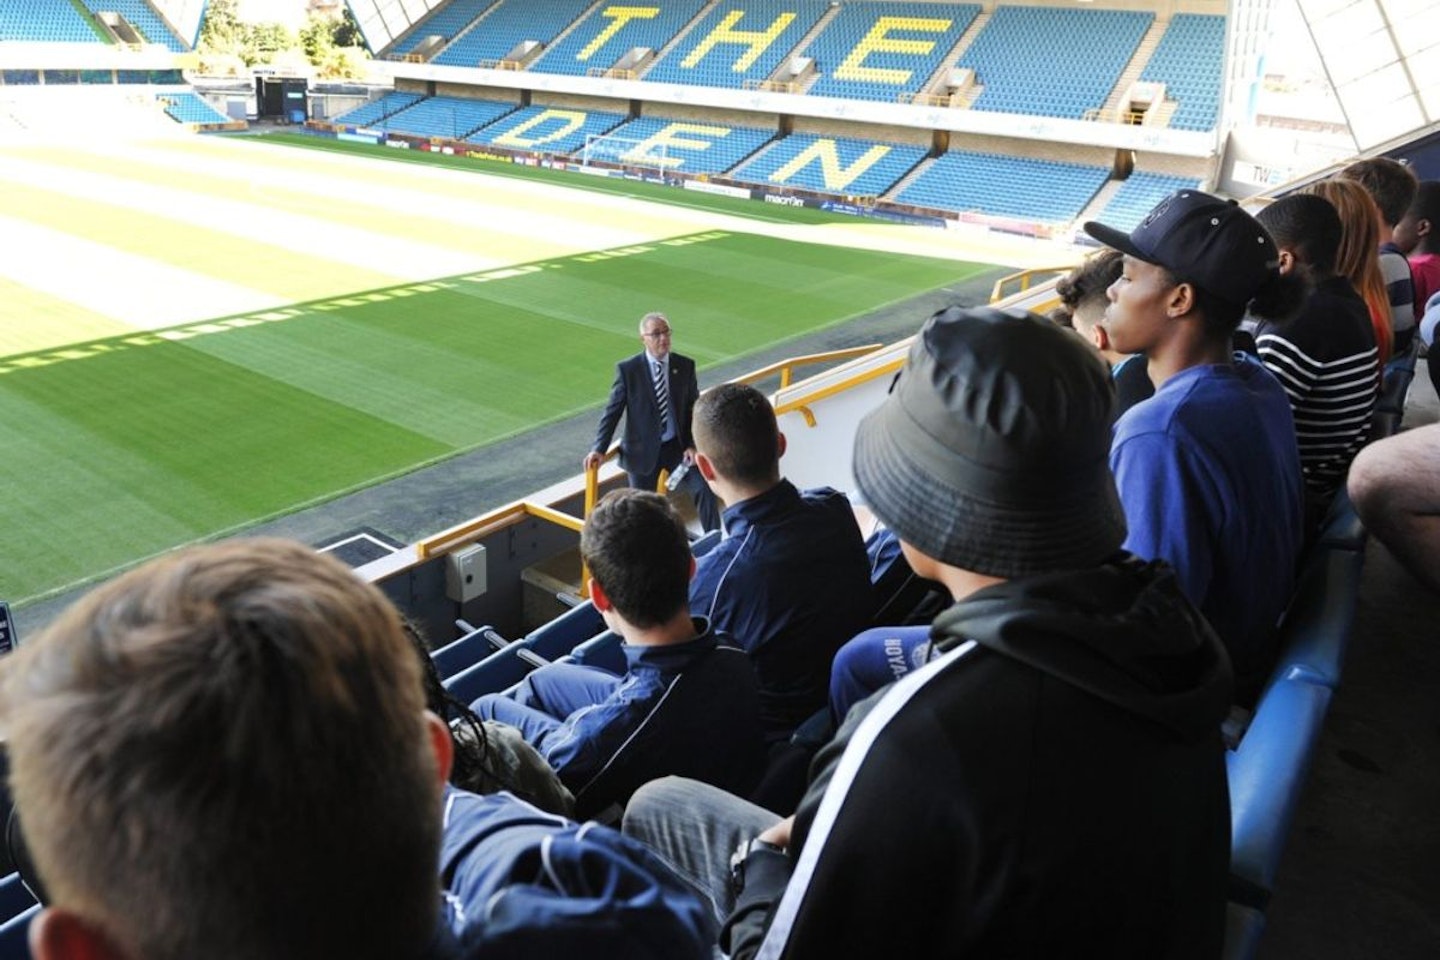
[0,132,1002,605]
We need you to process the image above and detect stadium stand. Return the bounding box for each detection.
[897,150,1110,222]
[432,0,596,68]
[592,116,773,174]
[1140,14,1226,131]
[1092,172,1204,232]
[805,2,980,102]
[959,6,1153,119]
[534,0,710,77]
[378,94,517,138]
[467,104,628,154]
[80,0,186,50]
[642,0,830,90]
[157,91,229,125]
[0,0,104,44]
[733,133,928,197]
[332,90,426,127]
[391,0,498,56]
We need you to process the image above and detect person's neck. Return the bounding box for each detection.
[938,567,1008,602]
[647,349,669,364]
[711,475,781,510]
[1147,330,1232,388]
[619,608,700,648]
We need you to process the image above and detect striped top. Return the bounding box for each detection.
[1380,243,1416,350]
[1255,275,1379,499]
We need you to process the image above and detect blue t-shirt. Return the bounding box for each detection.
[1110,355,1304,693]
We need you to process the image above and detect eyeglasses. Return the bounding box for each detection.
[643,329,672,339]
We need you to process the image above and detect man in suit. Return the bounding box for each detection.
[584,311,720,531]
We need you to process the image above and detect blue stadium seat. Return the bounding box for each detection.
[1094,173,1203,232]
[732,133,927,197]
[445,642,544,704]
[1315,486,1367,551]
[521,601,606,653]
[1140,15,1225,131]
[898,150,1108,222]
[1223,902,1266,960]
[432,623,507,679]
[333,91,426,128]
[591,116,773,174]
[392,0,498,55]
[0,874,35,926]
[0,0,103,44]
[805,2,980,102]
[1270,547,1364,690]
[569,630,626,674]
[959,6,1152,119]
[467,105,628,155]
[81,0,186,50]
[536,0,710,77]
[157,92,229,125]
[433,0,594,68]
[0,903,38,955]
[378,95,517,138]
[1228,677,1333,907]
[645,0,830,90]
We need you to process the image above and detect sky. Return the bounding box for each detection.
[236,0,312,29]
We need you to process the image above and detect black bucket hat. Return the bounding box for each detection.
[854,306,1125,578]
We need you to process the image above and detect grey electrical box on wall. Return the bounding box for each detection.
[446,544,487,603]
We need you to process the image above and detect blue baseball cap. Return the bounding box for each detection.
[1084,190,1279,308]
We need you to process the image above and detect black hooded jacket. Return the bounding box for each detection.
[725,556,1233,959]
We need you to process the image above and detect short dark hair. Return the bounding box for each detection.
[1339,157,1418,227]
[581,489,691,629]
[1408,180,1440,226]
[0,539,441,960]
[1256,194,1344,275]
[1158,263,1307,338]
[1054,250,1123,329]
[693,382,780,488]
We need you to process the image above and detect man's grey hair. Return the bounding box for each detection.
[639,312,669,334]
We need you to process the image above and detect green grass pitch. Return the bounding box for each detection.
[0,229,992,603]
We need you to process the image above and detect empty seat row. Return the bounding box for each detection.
[332,90,426,128]
[378,95,517,138]
[1140,14,1225,131]
[80,0,186,51]
[157,92,228,124]
[898,149,1109,222]
[0,0,103,43]
[732,133,927,197]
[393,0,498,54]
[433,0,594,68]
[595,115,773,174]
[960,6,1152,119]
[643,0,831,90]
[805,2,980,102]
[1095,172,1203,232]
[538,0,710,77]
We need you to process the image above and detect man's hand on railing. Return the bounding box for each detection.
[583,451,603,472]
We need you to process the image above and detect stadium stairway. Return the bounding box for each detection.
[1099,17,1167,118]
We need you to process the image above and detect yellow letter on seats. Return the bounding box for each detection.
[622,123,732,169]
[770,140,893,192]
[492,109,586,147]
[578,6,660,62]
[681,10,797,73]
[834,16,951,86]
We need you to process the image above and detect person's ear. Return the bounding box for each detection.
[30,908,126,960]
[1092,324,1111,352]
[776,431,787,460]
[695,451,718,482]
[425,711,453,787]
[1418,217,1432,239]
[1167,281,1196,318]
[687,555,697,582]
[1275,249,1297,276]
[589,577,613,613]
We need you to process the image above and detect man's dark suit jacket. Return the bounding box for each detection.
[591,352,700,476]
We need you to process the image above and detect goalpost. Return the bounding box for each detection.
[579,133,672,180]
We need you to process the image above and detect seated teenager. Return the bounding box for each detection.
[688,382,873,741]
[1254,194,1380,530]
[473,489,765,813]
[1052,249,1154,416]
[1084,190,1307,704]
[1396,181,1440,311]
[623,307,1233,959]
[0,537,713,960]
[1338,157,1419,353]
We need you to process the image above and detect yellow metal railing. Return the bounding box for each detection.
[989,265,1080,303]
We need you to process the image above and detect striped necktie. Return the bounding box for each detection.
[652,359,671,435]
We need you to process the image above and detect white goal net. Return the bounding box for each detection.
[579,133,671,175]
